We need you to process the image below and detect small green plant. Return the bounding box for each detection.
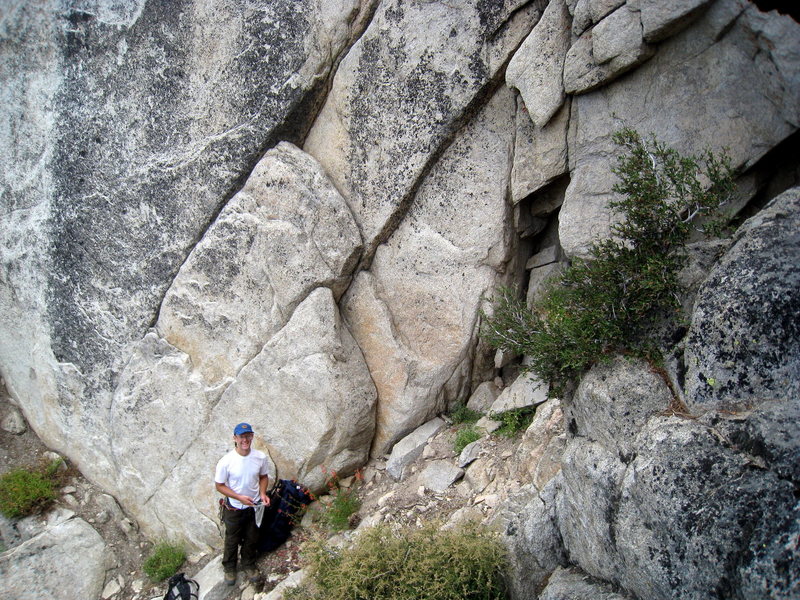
[450,403,481,425]
[492,406,536,438]
[319,470,362,532]
[453,426,482,454]
[0,459,63,518]
[289,521,508,600]
[143,541,186,581]
[481,129,734,389]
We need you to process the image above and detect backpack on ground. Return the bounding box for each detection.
[163,572,199,600]
[257,478,314,553]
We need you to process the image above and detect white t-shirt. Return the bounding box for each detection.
[214,449,270,509]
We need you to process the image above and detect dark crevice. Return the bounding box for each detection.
[729,128,800,229]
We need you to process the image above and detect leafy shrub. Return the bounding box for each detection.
[481,129,734,388]
[0,459,63,518]
[450,404,481,425]
[143,541,186,581]
[318,471,361,532]
[453,426,482,454]
[492,406,536,438]
[289,521,508,600]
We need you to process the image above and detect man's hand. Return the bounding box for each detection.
[260,492,271,507]
[238,494,255,507]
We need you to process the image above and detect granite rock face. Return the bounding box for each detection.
[1,2,799,593]
[685,186,800,410]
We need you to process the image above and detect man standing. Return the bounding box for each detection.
[214,422,271,585]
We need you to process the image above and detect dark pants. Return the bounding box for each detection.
[222,506,258,573]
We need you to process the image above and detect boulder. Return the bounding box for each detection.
[563,8,654,95]
[511,398,566,490]
[685,186,800,410]
[511,98,570,202]
[538,566,633,600]
[158,142,362,386]
[506,0,572,128]
[466,381,501,414]
[304,0,540,258]
[556,439,626,578]
[341,87,517,454]
[564,356,672,458]
[114,287,375,548]
[497,478,567,599]
[640,0,715,42]
[1,405,26,434]
[489,372,549,415]
[386,418,446,481]
[419,461,464,493]
[612,415,799,599]
[0,516,108,600]
[458,440,483,469]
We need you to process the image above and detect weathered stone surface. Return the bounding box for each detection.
[685,186,800,410]
[217,287,376,491]
[419,460,464,492]
[304,0,540,258]
[592,5,648,65]
[565,357,671,457]
[561,1,800,257]
[497,478,567,599]
[511,98,570,202]
[0,0,373,537]
[258,569,306,600]
[563,6,654,94]
[0,516,108,600]
[613,415,799,599]
[556,439,626,578]
[506,0,571,128]
[640,0,715,42]
[117,288,374,547]
[525,245,560,269]
[527,261,566,306]
[158,142,362,386]
[538,566,633,600]
[1,405,26,434]
[386,418,446,481]
[489,372,549,415]
[511,398,566,490]
[458,440,483,469]
[341,87,516,454]
[466,381,501,414]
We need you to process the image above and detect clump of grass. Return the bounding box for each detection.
[143,541,186,581]
[481,129,734,390]
[0,458,63,518]
[453,426,482,454]
[319,471,362,532]
[492,406,536,438]
[289,521,508,600]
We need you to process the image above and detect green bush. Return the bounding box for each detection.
[289,521,508,600]
[143,541,186,581]
[0,459,62,518]
[453,426,482,454]
[481,129,734,388]
[492,406,536,438]
[450,404,481,425]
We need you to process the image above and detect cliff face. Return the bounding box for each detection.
[1,0,798,597]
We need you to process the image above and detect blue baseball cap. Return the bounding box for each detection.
[233,422,254,436]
